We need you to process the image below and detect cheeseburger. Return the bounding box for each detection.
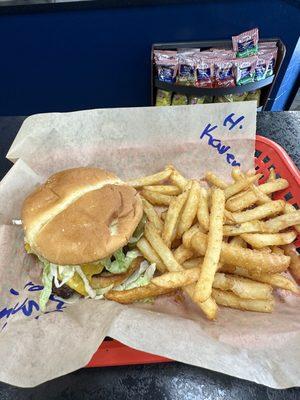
[22,167,150,310]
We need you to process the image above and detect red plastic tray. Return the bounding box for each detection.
[87,135,300,368]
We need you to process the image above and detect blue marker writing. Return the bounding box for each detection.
[0,281,67,330]
[199,123,241,167]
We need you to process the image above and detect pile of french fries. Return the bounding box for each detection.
[106,165,300,320]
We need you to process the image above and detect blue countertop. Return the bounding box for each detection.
[0,111,299,398]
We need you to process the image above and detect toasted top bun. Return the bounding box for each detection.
[22,167,143,265]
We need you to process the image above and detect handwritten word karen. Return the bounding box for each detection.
[199,112,245,167]
[0,282,66,331]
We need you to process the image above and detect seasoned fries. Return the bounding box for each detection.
[197,187,210,232]
[142,198,164,232]
[127,169,172,187]
[241,231,297,249]
[153,269,273,300]
[191,231,290,273]
[177,181,201,238]
[173,244,194,264]
[105,284,175,304]
[136,237,166,273]
[168,165,189,190]
[226,179,289,211]
[264,211,300,233]
[230,200,285,224]
[212,289,274,313]
[205,172,228,189]
[224,174,260,199]
[112,164,299,320]
[221,265,298,293]
[194,189,225,303]
[141,190,173,206]
[283,244,300,284]
[223,221,265,236]
[162,190,189,247]
[143,185,181,195]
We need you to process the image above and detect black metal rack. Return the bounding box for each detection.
[151,38,286,109]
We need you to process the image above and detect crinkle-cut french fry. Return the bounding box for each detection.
[182,224,202,248]
[143,185,181,195]
[173,244,194,264]
[283,244,300,284]
[223,221,266,236]
[211,289,274,313]
[205,172,228,189]
[144,223,217,319]
[194,189,225,303]
[191,231,290,274]
[241,231,297,249]
[220,265,299,293]
[177,181,201,238]
[127,169,172,187]
[141,190,174,206]
[224,175,260,200]
[162,190,189,248]
[167,165,189,190]
[197,187,210,232]
[105,284,175,304]
[153,268,273,300]
[136,237,166,273]
[230,200,285,224]
[142,198,164,232]
[226,179,289,211]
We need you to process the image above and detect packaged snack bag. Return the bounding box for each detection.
[246,89,261,106]
[156,58,178,84]
[195,57,214,88]
[265,48,278,77]
[189,96,205,104]
[153,50,177,62]
[232,92,248,101]
[259,41,277,49]
[214,58,235,88]
[177,53,196,86]
[255,52,272,81]
[232,28,259,58]
[155,89,172,106]
[172,93,188,105]
[214,94,234,103]
[234,56,257,85]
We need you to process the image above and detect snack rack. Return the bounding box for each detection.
[151,39,286,110]
[87,135,300,368]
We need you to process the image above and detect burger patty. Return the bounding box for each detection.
[52,282,75,299]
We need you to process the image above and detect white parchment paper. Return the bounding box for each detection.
[0,102,299,389]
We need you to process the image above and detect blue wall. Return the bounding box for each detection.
[0,0,299,115]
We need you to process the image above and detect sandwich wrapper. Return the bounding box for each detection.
[0,102,299,388]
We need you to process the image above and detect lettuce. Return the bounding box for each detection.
[53,264,75,288]
[39,261,54,312]
[102,249,140,274]
[114,260,156,291]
